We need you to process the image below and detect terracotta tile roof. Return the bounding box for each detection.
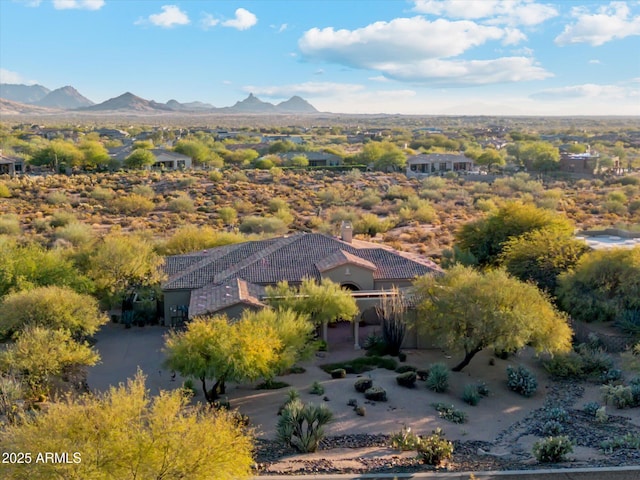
[163,233,441,291]
[189,278,265,318]
[315,249,377,273]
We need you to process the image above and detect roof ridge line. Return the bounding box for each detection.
[210,235,301,284]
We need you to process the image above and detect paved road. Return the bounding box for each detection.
[257,466,640,480]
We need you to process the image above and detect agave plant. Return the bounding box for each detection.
[276,399,333,453]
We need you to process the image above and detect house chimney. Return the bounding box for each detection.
[340,221,353,243]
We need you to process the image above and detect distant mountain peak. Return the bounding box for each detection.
[36,85,94,109]
[276,95,318,113]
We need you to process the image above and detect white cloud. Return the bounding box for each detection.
[53,0,105,10]
[242,82,365,98]
[300,17,509,65]
[378,56,552,85]
[201,13,219,29]
[555,2,640,46]
[138,5,190,28]
[270,23,288,33]
[369,75,391,82]
[0,68,37,84]
[412,0,558,26]
[13,0,43,6]
[531,83,639,100]
[502,27,527,45]
[222,8,257,30]
[589,59,602,64]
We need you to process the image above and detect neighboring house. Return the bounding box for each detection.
[108,146,192,170]
[558,152,620,175]
[161,224,441,347]
[406,153,474,177]
[282,151,343,167]
[93,128,129,140]
[0,153,24,176]
[261,134,304,144]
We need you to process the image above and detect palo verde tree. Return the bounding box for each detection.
[124,148,156,169]
[265,277,359,329]
[0,326,99,397]
[499,228,590,295]
[455,201,574,267]
[2,371,254,480]
[557,246,640,323]
[164,308,313,403]
[414,266,572,372]
[0,286,107,339]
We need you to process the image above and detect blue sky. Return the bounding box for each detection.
[1,0,639,115]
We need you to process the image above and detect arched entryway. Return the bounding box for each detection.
[341,282,360,291]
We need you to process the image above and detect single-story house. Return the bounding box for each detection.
[161,224,442,348]
[406,153,473,177]
[282,151,343,167]
[108,146,192,170]
[558,153,620,175]
[0,154,24,176]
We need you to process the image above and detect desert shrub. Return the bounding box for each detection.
[89,187,115,201]
[358,193,381,209]
[111,194,154,215]
[601,368,623,385]
[390,425,420,451]
[363,332,388,356]
[256,380,290,390]
[426,363,449,393]
[395,365,417,374]
[347,398,358,407]
[0,183,11,198]
[462,384,481,406]
[131,185,155,198]
[277,389,300,415]
[208,171,223,182]
[54,222,93,246]
[596,406,608,423]
[398,351,407,362]
[330,368,346,379]
[432,403,467,424]
[475,382,490,397]
[507,365,538,397]
[533,436,573,463]
[416,428,453,465]
[276,399,333,453]
[167,194,195,213]
[601,384,634,409]
[49,211,76,228]
[46,191,68,205]
[0,215,21,236]
[416,369,429,381]
[541,420,564,436]
[182,378,197,396]
[583,401,601,416]
[576,345,614,377]
[364,386,387,402]
[354,213,396,236]
[546,407,569,422]
[354,378,373,393]
[396,371,417,388]
[543,352,585,379]
[601,433,640,453]
[239,216,287,234]
[321,356,397,375]
[217,206,238,225]
[309,381,325,395]
[355,405,366,416]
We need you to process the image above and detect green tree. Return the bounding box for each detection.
[0,326,99,397]
[414,266,572,371]
[164,313,283,403]
[223,148,259,167]
[287,154,309,167]
[78,140,110,169]
[456,202,574,266]
[30,140,83,168]
[174,139,221,167]
[2,372,254,480]
[520,142,560,172]
[360,142,406,171]
[0,238,93,298]
[475,148,505,172]
[557,246,640,323]
[124,149,156,169]
[157,226,245,256]
[0,286,107,339]
[265,277,358,328]
[85,234,165,307]
[499,228,590,294]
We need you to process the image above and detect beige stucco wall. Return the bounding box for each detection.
[214,303,260,321]
[374,279,414,290]
[320,264,374,290]
[163,289,191,323]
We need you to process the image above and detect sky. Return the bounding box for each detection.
[1,0,639,115]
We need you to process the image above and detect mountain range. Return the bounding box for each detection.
[0,83,318,114]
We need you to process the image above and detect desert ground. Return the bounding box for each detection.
[87,322,640,475]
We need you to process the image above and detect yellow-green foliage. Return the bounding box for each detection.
[414,266,572,371]
[157,225,245,255]
[0,286,107,338]
[2,371,254,480]
[110,194,155,215]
